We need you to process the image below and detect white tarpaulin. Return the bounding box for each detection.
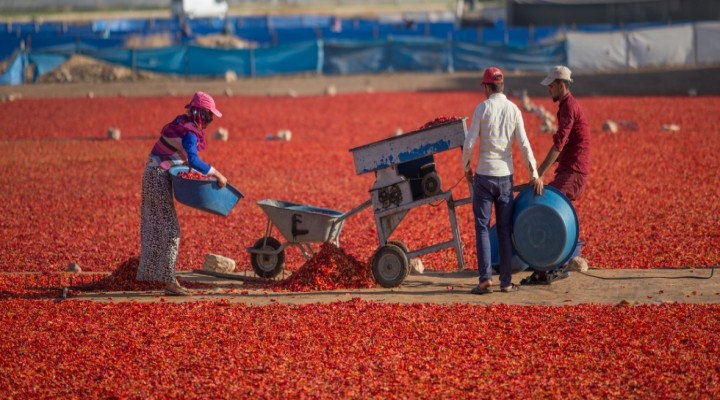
[567,30,627,71]
[696,21,720,65]
[627,24,695,68]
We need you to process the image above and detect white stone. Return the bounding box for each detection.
[203,253,236,274]
[567,257,589,272]
[6,93,22,102]
[277,129,292,141]
[409,258,424,274]
[224,70,237,82]
[66,262,82,273]
[602,120,618,133]
[107,128,121,140]
[214,127,229,141]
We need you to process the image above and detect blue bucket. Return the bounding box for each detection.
[512,186,579,271]
[489,225,530,273]
[169,166,244,217]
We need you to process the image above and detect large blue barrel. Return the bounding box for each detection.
[489,225,530,273]
[512,186,578,271]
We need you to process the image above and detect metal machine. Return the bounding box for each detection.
[349,118,471,287]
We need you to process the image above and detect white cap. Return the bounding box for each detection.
[541,65,573,86]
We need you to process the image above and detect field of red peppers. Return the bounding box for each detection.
[1,299,719,398]
[0,92,718,273]
[1,92,719,398]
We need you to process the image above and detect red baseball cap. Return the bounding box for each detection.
[185,91,222,118]
[482,67,504,85]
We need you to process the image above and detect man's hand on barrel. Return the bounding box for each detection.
[530,177,544,195]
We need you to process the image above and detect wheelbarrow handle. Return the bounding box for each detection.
[336,199,372,224]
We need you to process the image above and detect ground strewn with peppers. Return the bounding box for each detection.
[0,93,718,273]
[1,93,719,397]
[1,299,719,398]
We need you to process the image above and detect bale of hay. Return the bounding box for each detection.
[193,34,257,49]
[203,254,236,274]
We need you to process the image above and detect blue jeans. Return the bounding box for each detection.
[472,174,514,287]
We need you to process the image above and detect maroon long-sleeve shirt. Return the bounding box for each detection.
[553,92,590,175]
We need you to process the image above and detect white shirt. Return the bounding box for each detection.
[462,93,539,179]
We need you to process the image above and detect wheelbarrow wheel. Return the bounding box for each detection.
[250,237,285,279]
[387,240,409,254]
[371,244,409,288]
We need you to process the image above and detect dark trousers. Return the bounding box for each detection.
[472,174,514,287]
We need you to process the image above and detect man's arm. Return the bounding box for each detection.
[537,145,561,180]
[462,104,483,184]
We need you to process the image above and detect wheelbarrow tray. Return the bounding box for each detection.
[257,199,345,243]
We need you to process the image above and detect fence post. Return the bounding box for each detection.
[529,24,534,46]
[693,22,698,66]
[184,44,189,78]
[250,47,255,78]
[447,32,454,73]
[623,24,630,70]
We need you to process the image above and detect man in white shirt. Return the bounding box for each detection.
[462,67,543,294]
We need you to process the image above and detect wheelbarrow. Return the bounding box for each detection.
[247,198,371,278]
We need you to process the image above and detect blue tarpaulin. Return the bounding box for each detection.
[322,40,387,74]
[387,36,451,72]
[252,41,321,76]
[452,41,566,71]
[28,53,68,81]
[0,52,27,85]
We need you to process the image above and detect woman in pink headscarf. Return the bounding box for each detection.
[136,92,228,296]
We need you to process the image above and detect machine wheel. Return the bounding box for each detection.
[371,244,409,288]
[421,172,441,197]
[250,237,285,279]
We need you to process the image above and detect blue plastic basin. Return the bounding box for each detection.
[512,186,579,271]
[169,166,244,217]
[489,225,530,273]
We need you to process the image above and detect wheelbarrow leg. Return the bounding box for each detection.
[447,196,465,270]
[262,218,273,244]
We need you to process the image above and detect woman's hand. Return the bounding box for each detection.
[212,170,228,188]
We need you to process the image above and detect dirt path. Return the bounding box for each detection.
[58,267,720,305]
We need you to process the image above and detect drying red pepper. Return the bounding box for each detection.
[178,171,213,181]
[418,115,460,130]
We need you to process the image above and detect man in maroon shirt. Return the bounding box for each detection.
[522,65,591,285]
